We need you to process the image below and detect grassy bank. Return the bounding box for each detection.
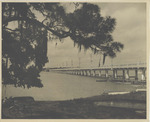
[2,91,146,119]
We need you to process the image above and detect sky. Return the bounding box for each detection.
[45,2,146,68]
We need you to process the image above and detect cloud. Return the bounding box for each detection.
[98,3,146,64]
[45,3,146,68]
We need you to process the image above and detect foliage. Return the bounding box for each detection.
[2,2,123,88]
[2,3,48,88]
[64,3,124,64]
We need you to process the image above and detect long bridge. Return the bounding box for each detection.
[44,63,147,82]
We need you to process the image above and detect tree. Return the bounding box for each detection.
[2,3,123,88]
[63,3,124,65]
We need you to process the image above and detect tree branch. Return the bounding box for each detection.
[3,17,71,38]
[4,27,20,32]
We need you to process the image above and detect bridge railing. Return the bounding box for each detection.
[46,62,146,71]
[90,63,147,69]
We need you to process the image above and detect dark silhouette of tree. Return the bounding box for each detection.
[2,3,123,88]
[101,42,124,65]
[64,3,124,65]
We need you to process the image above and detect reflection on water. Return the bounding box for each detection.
[3,72,140,101]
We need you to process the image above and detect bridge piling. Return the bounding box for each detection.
[76,71,78,75]
[83,70,85,76]
[135,69,138,81]
[122,69,125,81]
[91,70,93,76]
[113,70,117,79]
[78,71,80,75]
[81,70,84,76]
[125,70,129,81]
[86,70,88,76]
[51,64,146,82]
[93,70,96,76]
[98,70,101,77]
[105,70,109,78]
[80,71,82,75]
[89,70,92,76]
[141,69,146,81]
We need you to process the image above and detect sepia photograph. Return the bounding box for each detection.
[1,0,149,120]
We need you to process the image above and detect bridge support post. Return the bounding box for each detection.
[93,70,96,76]
[86,70,89,76]
[80,71,82,75]
[82,70,84,76]
[82,71,84,76]
[125,69,129,81]
[105,70,108,78]
[113,70,115,79]
[84,70,86,76]
[78,71,80,75]
[113,70,117,79]
[90,70,92,76]
[91,70,93,76]
[87,70,90,76]
[135,69,138,81]
[98,70,101,77]
[81,71,83,75]
[83,70,86,76]
[84,70,87,76]
[115,70,117,79]
[86,70,88,76]
[76,71,78,75]
[141,69,146,81]
[123,70,125,81]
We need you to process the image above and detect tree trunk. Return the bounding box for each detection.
[98,55,101,67]
[103,54,106,65]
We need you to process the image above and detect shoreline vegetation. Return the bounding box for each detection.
[2,88,146,119]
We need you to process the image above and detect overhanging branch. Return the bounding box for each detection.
[3,17,71,38]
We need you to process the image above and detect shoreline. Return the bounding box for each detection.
[2,89,146,119]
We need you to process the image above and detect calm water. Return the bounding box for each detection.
[3,72,140,101]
